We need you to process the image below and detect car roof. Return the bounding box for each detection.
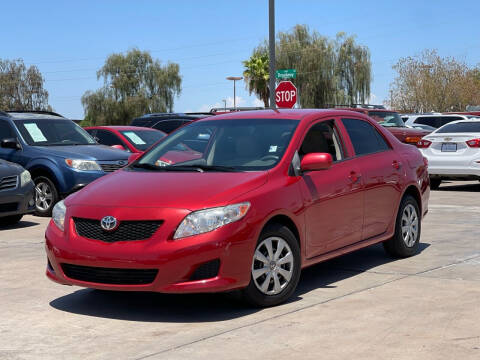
[1,110,65,120]
[193,109,370,122]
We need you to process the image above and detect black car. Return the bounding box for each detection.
[0,159,35,226]
[130,113,210,133]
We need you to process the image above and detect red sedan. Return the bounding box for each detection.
[46,109,429,307]
[84,126,166,153]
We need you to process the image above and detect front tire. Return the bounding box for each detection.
[383,195,421,258]
[34,176,59,217]
[242,224,301,307]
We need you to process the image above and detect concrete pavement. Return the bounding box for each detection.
[0,181,479,359]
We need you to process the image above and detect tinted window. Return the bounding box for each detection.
[153,120,186,133]
[95,130,124,146]
[300,120,344,161]
[368,111,404,127]
[342,118,390,156]
[0,121,14,140]
[437,122,480,133]
[415,117,438,127]
[120,130,166,151]
[439,116,462,127]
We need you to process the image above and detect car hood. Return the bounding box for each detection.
[0,159,24,176]
[33,145,129,161]
[66,169,268,210]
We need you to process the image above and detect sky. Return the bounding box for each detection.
[2,0,479,119]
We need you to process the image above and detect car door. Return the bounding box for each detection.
[297,118,364,258]
[341,118,403,240]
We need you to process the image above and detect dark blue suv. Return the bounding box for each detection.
[0,111,129,216]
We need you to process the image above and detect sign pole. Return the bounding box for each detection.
[269,0,276,109]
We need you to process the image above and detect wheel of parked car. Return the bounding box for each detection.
[430,178,441,190]
[34,176,59,217]
[243,223,301,307]
[383,195,421,258]
[0,215,23,226]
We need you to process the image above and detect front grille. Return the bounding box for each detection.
[73,217,163,242]
[99,163,125,173]
[61,263,158,285]
[190,259,220,281]
[0,202,18,213]
[0,175,18,191]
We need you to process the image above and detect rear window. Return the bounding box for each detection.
[437,122,480,133]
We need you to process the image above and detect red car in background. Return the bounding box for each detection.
[345,107,431,146]
[85,126,166,153]
[46,109,429,307]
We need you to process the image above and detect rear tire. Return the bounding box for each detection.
[430,177,441,190]
[242,224,301,307]
[0,215,23,226]
[33,176,59,217]
[383,195,421,258]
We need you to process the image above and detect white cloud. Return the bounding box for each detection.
[251,97,265,107]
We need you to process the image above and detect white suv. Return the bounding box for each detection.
[404,114,480,129]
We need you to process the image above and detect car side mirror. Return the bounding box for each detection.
[111,144,126,151]
[128,152,142,164]
[300,153,332,172]
[1,138,21,150]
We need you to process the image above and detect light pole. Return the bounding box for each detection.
[226,76,243,110]
[222,99,227,112]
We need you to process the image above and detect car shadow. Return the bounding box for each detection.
[436,181,480,192]
[49,242,430,322]
[0,220,39,230]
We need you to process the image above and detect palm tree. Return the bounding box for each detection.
[242,53,270,107]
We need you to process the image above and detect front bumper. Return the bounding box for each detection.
[0,181,35,217]
[45,206,257,293]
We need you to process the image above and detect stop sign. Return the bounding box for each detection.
[275,81,297,108]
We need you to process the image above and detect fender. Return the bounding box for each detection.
[25,157,67,194]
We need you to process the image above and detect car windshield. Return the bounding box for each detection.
[368,111,405,127]
[132,118,299,172]
[14,119,97,146]
[436,122,480,133]
[120,130,166,151]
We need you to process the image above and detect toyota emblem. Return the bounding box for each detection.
[101,216,118,231]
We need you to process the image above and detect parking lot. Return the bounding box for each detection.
[0,181,479,360]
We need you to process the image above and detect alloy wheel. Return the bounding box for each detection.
[401,204,419,247]
[252,236,294,295]
[35,182,53,211]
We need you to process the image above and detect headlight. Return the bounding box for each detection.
[174,202,250,239]
[65,159,101,171]
[20,170,31,187]
[52,200,66,231]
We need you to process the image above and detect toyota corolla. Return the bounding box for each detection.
[45,109,429,307]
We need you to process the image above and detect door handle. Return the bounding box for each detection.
[348,171,362,184]
[392,160,402,170]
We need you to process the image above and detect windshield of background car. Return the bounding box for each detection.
[120,130,166,151]
[368,111,404,127]
[436,122,480,133]
[136,118,299,171]
[14,119,97,146]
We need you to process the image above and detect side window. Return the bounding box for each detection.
[95,130,123,146]
[342,118,390,156]
[439,116,462,127]
[0,120,15,140]
[153,120,183,133]
[416,117,438,127]
[299,120,344,162]
[85,129,96,138]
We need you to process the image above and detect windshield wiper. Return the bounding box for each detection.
[131,163,202,172]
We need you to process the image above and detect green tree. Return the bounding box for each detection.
[248,25,371,108]
[0,59,51,111]
[242,53,270,107]
[82,48,182,125]
[388,50,480,112]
